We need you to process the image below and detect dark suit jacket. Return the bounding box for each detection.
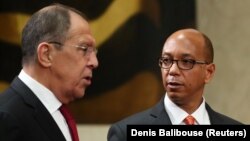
[0,77,66,141]
[107,96,243,141]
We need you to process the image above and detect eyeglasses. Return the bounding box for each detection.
[159,57,208,70]
[48,41,98,56]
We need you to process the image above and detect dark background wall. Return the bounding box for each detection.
[0,0,195,123]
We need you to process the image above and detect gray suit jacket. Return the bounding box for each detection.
[0,77,66,141]
[107,96,243,141]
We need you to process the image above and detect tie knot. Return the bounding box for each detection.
[184,115,195,125]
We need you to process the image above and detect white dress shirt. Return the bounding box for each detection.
[18,70,72,141]
[164,93,210,125]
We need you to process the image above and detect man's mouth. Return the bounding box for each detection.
[167,81,182,89]
[83,76,92,85]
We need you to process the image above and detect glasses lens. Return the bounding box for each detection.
[88,47,98,55]
[159,58,172,69]
[159,58,197,70]
[178,59,195,70]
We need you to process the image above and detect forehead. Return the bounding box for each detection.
[66,12,95,46]
[162,34,205,58]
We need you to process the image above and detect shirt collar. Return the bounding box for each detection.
[192,98,210,124]
[164,93,210,125]
[18,70,61,114]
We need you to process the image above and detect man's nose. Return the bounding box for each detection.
[168,61,180,74]
[88,53,99,69]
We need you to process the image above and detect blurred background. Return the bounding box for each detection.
[1,0,249,140]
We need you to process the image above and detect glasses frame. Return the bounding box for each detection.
[48,41,98,56]
[158,57,209,70]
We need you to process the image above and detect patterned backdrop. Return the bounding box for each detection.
[0,0,195,123]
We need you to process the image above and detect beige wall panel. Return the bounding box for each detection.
[197,0,250,124]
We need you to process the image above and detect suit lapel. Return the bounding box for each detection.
[149,97,236,125]
[11,77,66,141]
[205,103,222,124]
[33,103,66,141]
[149,96,172,125]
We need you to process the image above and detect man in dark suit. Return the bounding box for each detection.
[0,3,98,141]
[107,28,242,141]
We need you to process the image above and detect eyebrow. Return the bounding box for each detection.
[78,39,95,47]
[181,53,193,58]
[162,52,194,58]
[161,52,171,56]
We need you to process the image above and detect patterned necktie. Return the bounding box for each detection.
[184,115,196,125]
[60,105,79,141]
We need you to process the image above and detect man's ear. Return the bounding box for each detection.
[205,63,215,84]
[37,42,53,67]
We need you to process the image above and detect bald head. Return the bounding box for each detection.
[165,28,214,63]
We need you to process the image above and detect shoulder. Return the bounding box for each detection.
[0,82,34,124]
[0,88,24,139]
[107,107,154,141]
[205,103,243,125]
[107,97,170,141]
[111,107,155,129]
[0,87,22,110]
[0,77,24,108]
[107,97,168,141]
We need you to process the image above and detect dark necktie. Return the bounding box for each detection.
[184,115,196,125]
[59,105,79,141]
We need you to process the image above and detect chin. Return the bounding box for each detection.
[72,89,86,98]
[167,91,181,99]
[76,91,85,98]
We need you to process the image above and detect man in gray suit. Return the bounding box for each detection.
[0,3,98,141]
[107,28,242,141]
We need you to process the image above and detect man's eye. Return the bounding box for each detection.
[162,58,172,63]
[77,46,88,52]
[181,59,194,64]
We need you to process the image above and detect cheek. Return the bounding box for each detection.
[161,70,165,80]
[53,53,78,72]
[65,56,87,73]
[161,70,168,87]
[185,71,204,87]
[55,61,85,81]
